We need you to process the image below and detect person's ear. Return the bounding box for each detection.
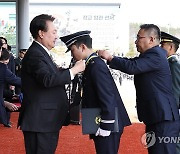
[81,44,86,52]
[150,36,155,42]
[38,30,44,39]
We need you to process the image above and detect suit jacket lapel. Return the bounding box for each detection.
[33,41,57,72]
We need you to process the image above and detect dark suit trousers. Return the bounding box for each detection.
[23,131,59,154]
[92,130,122,154]
[146,120,180,154]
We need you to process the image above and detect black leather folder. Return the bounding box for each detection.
[81,107,119,134]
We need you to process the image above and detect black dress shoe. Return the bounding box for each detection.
[3,123,12,128]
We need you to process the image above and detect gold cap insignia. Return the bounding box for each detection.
[95,116,101,125]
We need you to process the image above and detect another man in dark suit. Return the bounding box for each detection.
[0,37,16,105]
[0,37,15,74]
[98,24,180,154]
[17,14,85,154]
[0,46,21,127]
[160,31,180,154]
[60,31,131,154]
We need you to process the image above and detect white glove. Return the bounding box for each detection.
[95,128,111,137]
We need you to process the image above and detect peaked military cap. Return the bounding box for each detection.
[161,31,180,45]
[60,30,91,52]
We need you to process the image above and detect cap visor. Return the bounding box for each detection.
[65,48,70,53]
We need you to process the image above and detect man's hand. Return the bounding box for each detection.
[70,59,85,76]
[4,101,19,111]
[95,128,111,137]
[97,50,113,62]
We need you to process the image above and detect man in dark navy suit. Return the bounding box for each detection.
[160,31,180,154]
[98,24,180,154]
[60,30,131,154]
[0,37,15,74]
[0,44,21,127]
[17,14,85,154]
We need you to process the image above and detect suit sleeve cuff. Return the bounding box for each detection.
[100,120,115,131]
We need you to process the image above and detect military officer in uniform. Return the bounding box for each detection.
[160,31,180,154]
[14,49,27,94]
[60,30,131,154]
[15,49,27,77]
